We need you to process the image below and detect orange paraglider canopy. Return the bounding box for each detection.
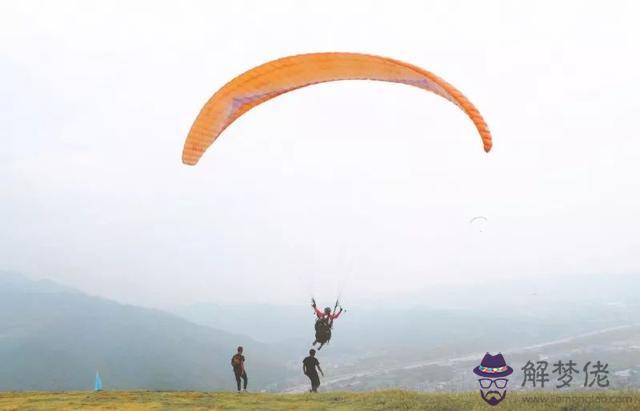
[182,52,492,165]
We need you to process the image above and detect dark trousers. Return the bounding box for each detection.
[307,372,320,392]
[234,370,247,391]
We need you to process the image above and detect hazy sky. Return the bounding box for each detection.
[1,0,639,307]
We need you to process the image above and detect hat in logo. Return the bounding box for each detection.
[473,353,513,378]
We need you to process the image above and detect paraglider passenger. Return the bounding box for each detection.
[311,299,343,349]
[312,299,343,321]
[303,349,324,392]
[231,346,248,392]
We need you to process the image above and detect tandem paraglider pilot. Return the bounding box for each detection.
[311,298,343,350]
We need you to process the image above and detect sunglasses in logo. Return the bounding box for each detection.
[478,378,508,389]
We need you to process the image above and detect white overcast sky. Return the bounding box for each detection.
[1,0,639,307]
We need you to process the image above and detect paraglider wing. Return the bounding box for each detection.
[182,52,492,165]
[469,216,489,232]
[469,216,488,224]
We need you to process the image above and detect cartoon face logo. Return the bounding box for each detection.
[472,353,513,406]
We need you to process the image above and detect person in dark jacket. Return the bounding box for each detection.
[303,349,324,392]
[231,346,248,392]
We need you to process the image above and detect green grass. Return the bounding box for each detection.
[0,391,639,410]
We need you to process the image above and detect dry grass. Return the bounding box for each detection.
[0,390,639,410]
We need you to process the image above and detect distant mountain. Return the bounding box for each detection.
[0,272,291,391]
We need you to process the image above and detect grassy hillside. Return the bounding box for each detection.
[1,391,639,410]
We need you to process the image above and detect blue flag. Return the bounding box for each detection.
[95,371,103,391]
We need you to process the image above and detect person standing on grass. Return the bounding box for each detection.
[303,349,324,392]
[231,346,248,392]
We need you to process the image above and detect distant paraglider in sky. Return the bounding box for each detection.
[182,52,493,165]
[469,216,488,233]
